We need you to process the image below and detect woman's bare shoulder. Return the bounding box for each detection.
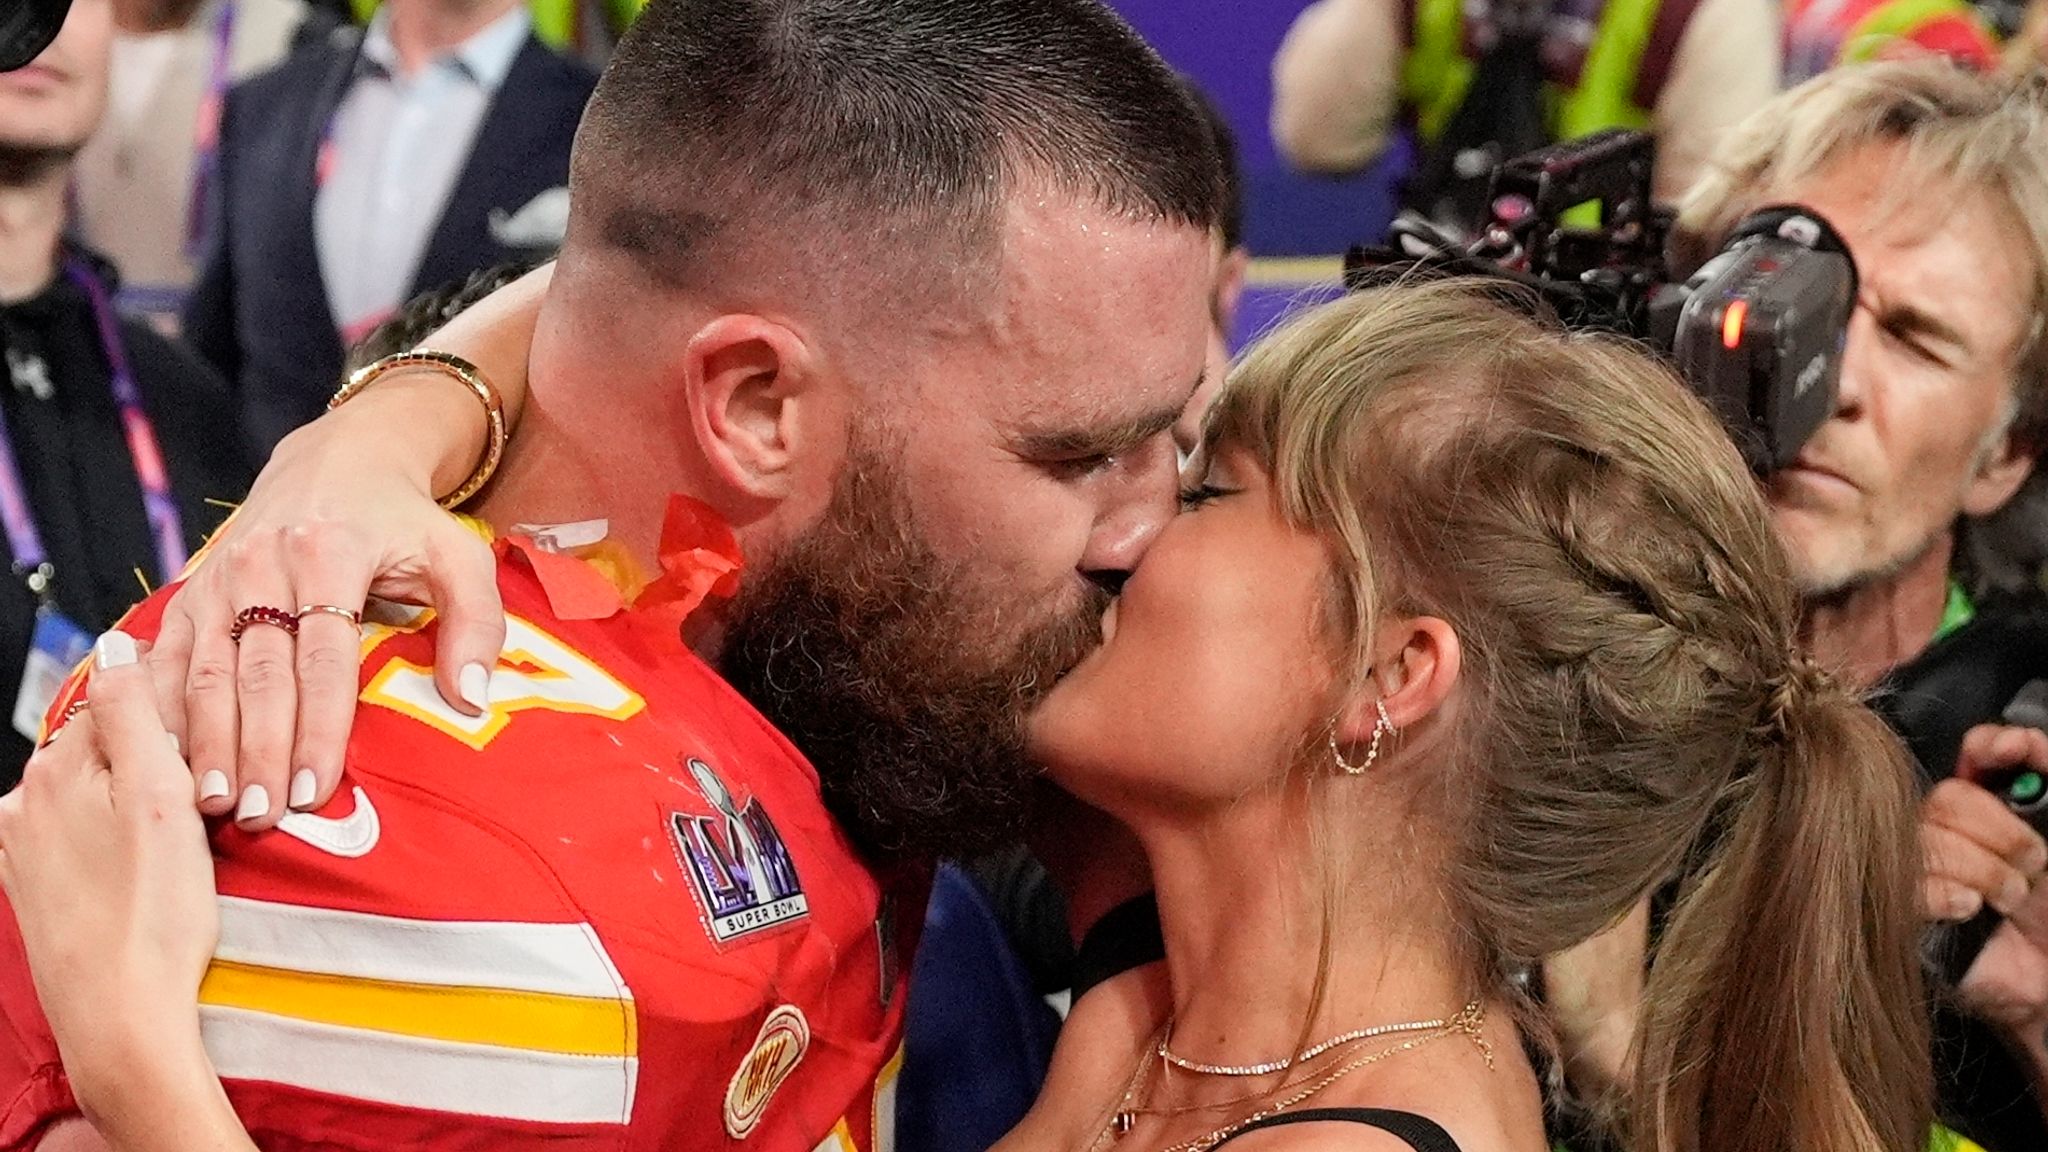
[993,962,1172,1152]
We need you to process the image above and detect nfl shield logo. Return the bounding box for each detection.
[671,757,810,943]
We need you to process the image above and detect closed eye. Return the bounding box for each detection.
[1178,482,1235,510]
[1041,452,1121,481]
[1881,320,1952,367]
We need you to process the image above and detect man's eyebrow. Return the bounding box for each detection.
[1013,384,1194,459]
[1870,296,1970,351]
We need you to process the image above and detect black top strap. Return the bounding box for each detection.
[1070,892,1166,1001]
[1213,1108,1464,1152]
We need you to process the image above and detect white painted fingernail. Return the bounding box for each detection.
[459,663,490,713]
[289,769,317,810]
[235,784,270,823]
[94,630,138,671]
[168,732,181,758]
[198,770,230,803]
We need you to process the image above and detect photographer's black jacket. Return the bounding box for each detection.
[1876,592,2048,1152]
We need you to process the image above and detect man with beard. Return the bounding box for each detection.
[0,0,1221,1148]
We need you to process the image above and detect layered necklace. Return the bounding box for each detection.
[1090,1001,1492,1152]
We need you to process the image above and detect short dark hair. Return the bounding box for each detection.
[572,0,1226,290]
[1181,76,1245,253]
[345,261,538,371]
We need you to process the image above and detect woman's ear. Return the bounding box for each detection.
[682,315,823,505]
[1333,616,1461,750]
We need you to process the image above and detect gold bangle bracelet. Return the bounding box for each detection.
[330,350,507,510]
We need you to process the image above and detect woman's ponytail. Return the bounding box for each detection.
[1633,672,1931,1152]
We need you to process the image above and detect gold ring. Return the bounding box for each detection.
[296,604,364,630]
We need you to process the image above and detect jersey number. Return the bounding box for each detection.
[360,613,645,750]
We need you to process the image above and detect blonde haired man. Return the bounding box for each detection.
[1555,60,2048,1152]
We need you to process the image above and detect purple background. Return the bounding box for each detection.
[1104,0,1402,258]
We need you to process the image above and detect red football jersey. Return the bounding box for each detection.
[0,524,921,1152]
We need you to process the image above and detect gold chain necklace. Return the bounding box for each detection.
[1158,1010,1459,1077]
[1089,1001,1490,1152]
[1111,1057,1339,1121]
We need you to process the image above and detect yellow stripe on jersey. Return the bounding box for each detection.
[873,1043,903,1152]
[205,896,639,1125]
[199,959,639,1057]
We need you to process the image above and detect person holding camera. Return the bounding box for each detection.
[1547,60,2048,1152]
[1270,0,1778,228]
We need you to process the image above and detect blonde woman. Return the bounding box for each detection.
[0,280,1929,1152]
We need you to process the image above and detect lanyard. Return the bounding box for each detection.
[0,259,190,601]
[183,0,237,259]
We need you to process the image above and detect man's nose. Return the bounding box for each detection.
[1079,434,1179,589]
[1832,308,1876,420]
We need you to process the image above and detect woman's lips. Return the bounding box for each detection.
[1099,600,1118,646]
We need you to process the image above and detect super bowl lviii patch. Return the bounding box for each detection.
[726,1004,809,1139]
[671,757,809,944]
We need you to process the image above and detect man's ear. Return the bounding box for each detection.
[1215,246,1250,333]
[681,315,824,504]
[1963,425,2037,518]
[1332,616,1461,753]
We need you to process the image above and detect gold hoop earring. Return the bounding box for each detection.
[1331,701,1397,776]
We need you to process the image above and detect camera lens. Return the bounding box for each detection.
[2005,770,2047,812]
[0,0,75,73]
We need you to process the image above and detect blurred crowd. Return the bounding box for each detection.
[6,0,2048,1150]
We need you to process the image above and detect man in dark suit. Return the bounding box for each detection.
[183,0,594,456]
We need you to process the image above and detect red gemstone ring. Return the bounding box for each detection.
[230,605,300,644]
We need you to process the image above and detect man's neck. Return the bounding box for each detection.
[1800,533,1956,689]
[113,0,207,34]
[469,399,674,591]
[0,158,71,305]
[385,0,519,75]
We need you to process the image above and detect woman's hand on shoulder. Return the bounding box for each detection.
[148,270,559,832]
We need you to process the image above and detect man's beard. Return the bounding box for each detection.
[717,444,1111,861]
[1795,533,1942,603]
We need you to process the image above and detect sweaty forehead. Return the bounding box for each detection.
[967,191,1216,428]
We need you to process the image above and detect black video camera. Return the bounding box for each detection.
[1,0,75,72]
[1345,129,1859,474]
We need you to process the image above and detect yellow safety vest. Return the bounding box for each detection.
[1401,0,1662,145]
[347,0,645,49]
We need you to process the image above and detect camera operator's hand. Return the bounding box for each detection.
[1923,726,2048,924]
[1933,725,2048,1086]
